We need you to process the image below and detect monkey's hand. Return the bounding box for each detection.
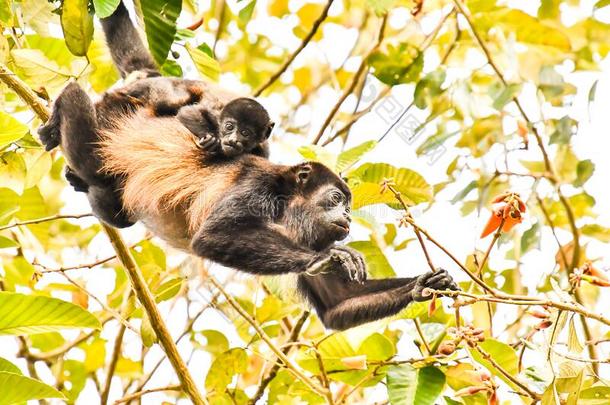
[411,269,459,302]
[64,166,89,193]
[327,246,367,284]
[195,133,221,154]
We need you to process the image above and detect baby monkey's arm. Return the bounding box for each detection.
[176,104,222,153]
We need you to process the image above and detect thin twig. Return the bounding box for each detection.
[207,275,329,398]
[101,323,127,405]
[26,316,112,361]
[0,214,93,231]
[312,15,387,145]
[113,385,181,404]
[254,0,335,96]
[433,289,610,327]
[249,311,310,405]
[472,345,539,399]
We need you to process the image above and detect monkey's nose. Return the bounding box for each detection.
[343,212,351,222]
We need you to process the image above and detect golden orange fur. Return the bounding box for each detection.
[98,110,239,240]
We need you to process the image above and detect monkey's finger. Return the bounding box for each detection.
[424,273,451,289]
[448,280,460,291]
[356,255,367,282]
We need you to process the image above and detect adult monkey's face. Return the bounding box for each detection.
[284,163,353,251]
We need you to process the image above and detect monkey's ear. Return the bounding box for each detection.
[264,122,275,140]
[295,164,312,185]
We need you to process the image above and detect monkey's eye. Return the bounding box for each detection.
[240,128,252,137]
[329,190,344,206]
[225,122,235,131]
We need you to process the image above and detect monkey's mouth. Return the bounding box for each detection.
[221,142,243,156]
[331,220,350,235]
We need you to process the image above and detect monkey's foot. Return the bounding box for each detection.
[37,113,61,151]
[329,246,367,284]
[412,268,459,302]
[64,166,89,193]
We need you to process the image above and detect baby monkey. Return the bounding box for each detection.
[177,97,274,158]
[100,76,274,158]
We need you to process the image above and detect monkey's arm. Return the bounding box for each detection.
[191,193,347,276]
[177,104,219,135]
[300,269,458,330]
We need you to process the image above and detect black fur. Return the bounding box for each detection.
[179,97,273,158]
[99,2,159,78]
[40,0,459,331]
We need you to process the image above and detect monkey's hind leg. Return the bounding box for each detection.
[39,82,107,187]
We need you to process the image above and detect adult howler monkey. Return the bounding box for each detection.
[39,1,458,330]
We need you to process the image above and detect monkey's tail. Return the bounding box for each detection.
[99,1,159,78]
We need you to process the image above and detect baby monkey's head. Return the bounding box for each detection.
[218,98,274,157]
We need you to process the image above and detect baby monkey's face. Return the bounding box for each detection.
[219,98,274,157]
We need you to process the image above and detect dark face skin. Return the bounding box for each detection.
[219,98,274,157]
[283,164,353,251]
[218,117,262,157]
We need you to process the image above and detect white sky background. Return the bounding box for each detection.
[2,0,610,403]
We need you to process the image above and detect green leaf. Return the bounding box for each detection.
[348,163,432,209]
[575,160,595,187]
[61,0,94,56]
[521,222,541,253]
[205,348,247,393]
[141,0,182,65]
[86,30,120,92]
[0,372,64,404]
[0,112,28,149]
[359,333,396,360]
[0,152,26,195]
[24,152,52,189]
[386,365,445,405]
[298,145,338,169]
[93,0,121,18]
[469,339,518,390]
[0,358,20,374]
[0,0,12,25]
[186,43,220,81]
[491,83,521,111]
[594,0,610,10]
[0,292,100,335]
[11,49,73,92]
[160,58,183,77]
[238,0,257,25]
[549,116,576,145]
[348,240,395,278]
[414,70,446,109]
[140,313,157,347]
[474,8,571,51]
[335,141,377,173]
[581,224,610,242]
[198,330,229,357]
[455,115,502,157]
[368,43,423,86]
[0,235,18,249]
[579,386,610,404]
[154,277,183,302]
[416,130,458,156]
